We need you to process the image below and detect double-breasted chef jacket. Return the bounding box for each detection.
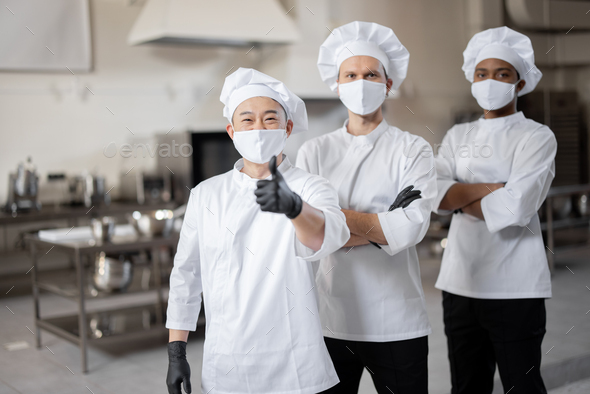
[166,155,350,394]
[434,111,557,299]
[296,119,436,342]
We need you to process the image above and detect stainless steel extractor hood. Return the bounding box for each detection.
[128,0,300,46]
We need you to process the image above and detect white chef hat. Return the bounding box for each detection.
[317,21,410,93]
[220,67,308,133]
[462,26,542,96]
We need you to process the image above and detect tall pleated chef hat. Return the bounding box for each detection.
[462,26,542,96]
[220,67,308,134]
[317,21,410,93]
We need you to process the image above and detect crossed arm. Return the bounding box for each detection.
[439,182,504,221]
[342,211,384,247]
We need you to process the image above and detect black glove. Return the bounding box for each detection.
[166,341,191,394]
[388,185,422,210]
[255,155,303,219]
[370,185,422,249]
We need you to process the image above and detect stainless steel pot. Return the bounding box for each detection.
[93,252,133,292]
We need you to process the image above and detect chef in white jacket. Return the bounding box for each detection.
[434,27,557,394]
[165,68,350,394]
[296,21,436,394]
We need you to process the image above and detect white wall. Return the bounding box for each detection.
[0,0,248,202]
[2,0,553,204]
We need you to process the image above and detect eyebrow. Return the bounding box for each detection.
[238,109,279,116]
[475,67,514,72]
[342,69,381,75]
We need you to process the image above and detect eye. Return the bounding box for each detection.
[242,118,252,122]
[346,74,355,78]
[368,73,376,78]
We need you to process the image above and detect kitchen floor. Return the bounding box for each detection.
[1,249,589,394]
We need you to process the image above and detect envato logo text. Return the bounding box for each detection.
[103,141,193,158]
[404,141,493,159]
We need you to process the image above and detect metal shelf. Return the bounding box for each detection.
[25,232,179,373]
[35,266,168,299]
[40,304,166,341]
[542,184,590,271]
[540,216,590,231]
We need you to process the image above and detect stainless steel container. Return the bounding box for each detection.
[128,209,175,237]
[92,252,133,292]
[90,216,116,242]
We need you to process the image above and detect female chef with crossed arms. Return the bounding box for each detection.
[434,27,557,394]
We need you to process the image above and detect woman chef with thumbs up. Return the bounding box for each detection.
[164,68,350,394]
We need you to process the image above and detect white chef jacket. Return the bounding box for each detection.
[434,111,557,299]
[166,155,350,394]
[296,119,435,342]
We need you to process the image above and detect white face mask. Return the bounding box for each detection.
[232,128,288,164]
[471,79,519,111]
[338,79,387,115]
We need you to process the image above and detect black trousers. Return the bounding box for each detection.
[319,336,428,394]
[442,291,547,394]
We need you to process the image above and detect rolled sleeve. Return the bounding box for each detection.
[377,139,437,256]
[294,176,350,261]
[481,128,557,233]
[166,190,203,331]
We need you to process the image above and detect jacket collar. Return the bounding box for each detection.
[478,111,526,130]
[341,118,389,147]
[232,154,292,188]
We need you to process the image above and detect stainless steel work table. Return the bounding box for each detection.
[0,202,177,225]
[25,232,179,373]
[542,183,590,271]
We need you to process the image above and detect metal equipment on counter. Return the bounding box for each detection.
[5,157,41,215]
[68,174,110,208]
[119,171,172,205]
[90,216,116,242]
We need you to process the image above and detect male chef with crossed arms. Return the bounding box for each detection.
[165,68,350,394]
[297,22,436,393]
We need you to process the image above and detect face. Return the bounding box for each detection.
[337,55,393,95]
[474,58,526,93]
[226,96,293,139]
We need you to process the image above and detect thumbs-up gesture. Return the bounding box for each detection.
[255,155,303,219]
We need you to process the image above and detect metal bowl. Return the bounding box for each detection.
[93,252,133,292]
[128,209,174,237]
